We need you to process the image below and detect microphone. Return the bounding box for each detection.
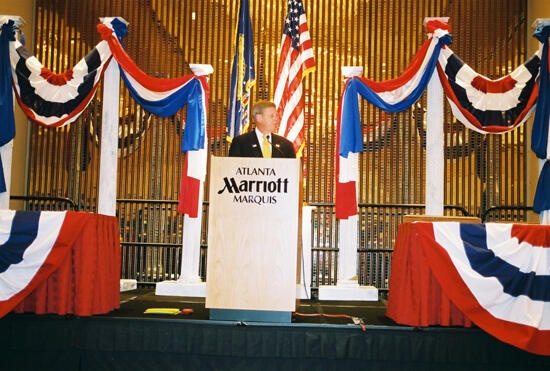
[267,136,286,157]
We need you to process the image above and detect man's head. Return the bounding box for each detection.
[252,101,278,134]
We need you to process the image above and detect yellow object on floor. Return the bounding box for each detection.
[144,308,181,315]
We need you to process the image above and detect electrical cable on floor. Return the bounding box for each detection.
[293,312,366,331]
[301,241,310,300]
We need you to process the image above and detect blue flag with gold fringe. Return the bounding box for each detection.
[226,0,255,140]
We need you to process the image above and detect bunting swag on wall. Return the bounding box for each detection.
[0,17,209,215]
[437,47,540,134]
[335,21,550,220]
[97,20,210,217]
[9,24,113,128]
[335,20,452,219]
[414,222,550,355]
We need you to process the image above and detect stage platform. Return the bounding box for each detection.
[1,288,549,370]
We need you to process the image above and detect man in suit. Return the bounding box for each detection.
[228,101,296,158]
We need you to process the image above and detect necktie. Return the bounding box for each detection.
[262,134,272,158]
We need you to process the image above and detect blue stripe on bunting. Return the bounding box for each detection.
[119,70,205,152]
[534,160,550,213]
[14,45,100,118]
[444,53,539,128]
[0,21,16,148]
[531,25,550,159]
[339,33,452,158]
[0,211,40,273]
[459,223,550,301]
[0,21,17,193]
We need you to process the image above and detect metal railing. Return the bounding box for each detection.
[11,195,532,292]
[480,205,533,223]
[308,202,472,291]
[10,195,79,211]
[116,198,209,284]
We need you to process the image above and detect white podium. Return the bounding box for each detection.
[206,156,300,322]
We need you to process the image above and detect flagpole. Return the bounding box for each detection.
[424,17,449,216]
[0,16,25,210]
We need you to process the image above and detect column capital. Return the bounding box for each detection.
[190,64,214,76]
[0,16,25,27]
[532,18,550,28]
[423,17,449,26]
[341,66,363,78]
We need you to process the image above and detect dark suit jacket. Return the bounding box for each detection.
[228,131,296,158]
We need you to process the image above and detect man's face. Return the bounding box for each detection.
[255,106,278,134]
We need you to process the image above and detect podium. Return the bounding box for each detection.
[206,156,300,322]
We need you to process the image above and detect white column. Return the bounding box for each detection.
[179,186,204,284]
[424,17,448,216]
[156,63,213,297]
[0,16,25,210]
[97,58,120,216]
[337,66,362,287]
[0,142,13,209]
[318,66,377,301]
[177,64,213,285]
[337,215,359,285]
[97,17,127,216]
[539,159,550,225]
[95,17,136,293]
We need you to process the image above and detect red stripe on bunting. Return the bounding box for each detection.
[416,222,550,356]
[40,67,74,86]
[335,181,357,219]
[470,75,517,94]
[436,64,538,133]
[511,224,550,247]
[359,38,432,93]
[178,156,201,218]
[425,19,452,34]
[335,79,357,220]
[97,23,194,92]
[0,212,90,318]
[12,58,111,128]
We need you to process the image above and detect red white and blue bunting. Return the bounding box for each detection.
[336,20,550,220]
[2,17,550,219]
[437,47,540,134]
[415,222,550,355]
[10,29,112,128]
[97,20,210,217]
[336,20,452,219]
[0,18,209,217]
[0,210,89,318]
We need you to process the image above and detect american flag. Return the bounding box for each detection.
[273,0,315,156]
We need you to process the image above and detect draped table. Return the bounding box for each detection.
[386,222,473,327]
[386,221,550,355]
[0,211,120,318]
